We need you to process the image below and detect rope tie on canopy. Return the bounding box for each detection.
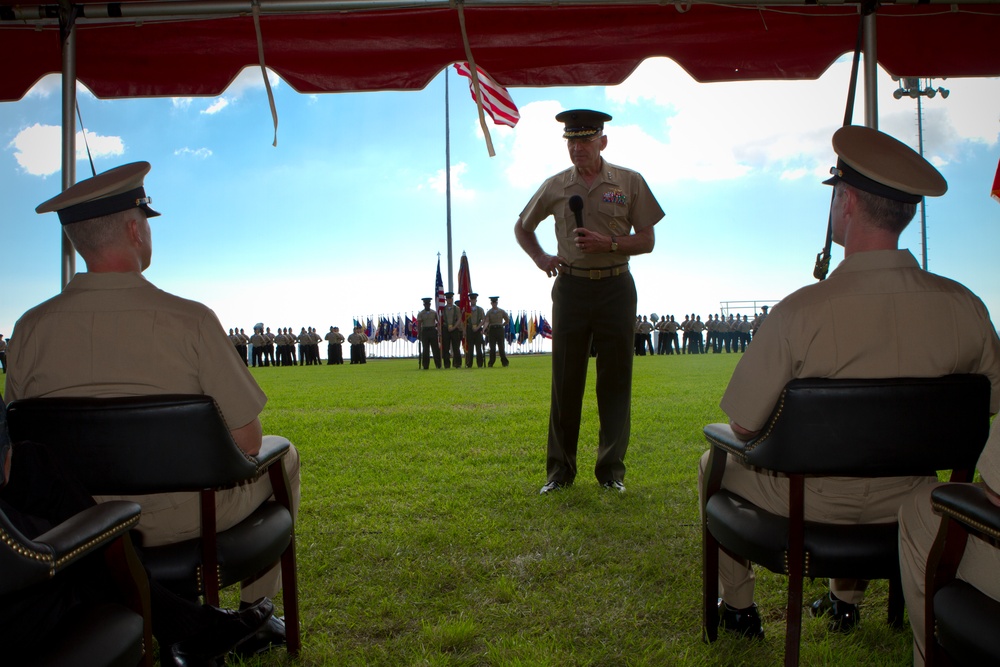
[813,2,868,281]
[455,0,496,157]
[251,0,279,147]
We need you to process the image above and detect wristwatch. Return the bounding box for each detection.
[610,236,618,252]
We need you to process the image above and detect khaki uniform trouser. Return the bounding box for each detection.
[97,441,301,604]
[547,272,635,485]
[898,482,1000,666]
[698,449,931,609]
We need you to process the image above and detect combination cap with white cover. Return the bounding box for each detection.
[36,161,161,225]
[823,126,947,204]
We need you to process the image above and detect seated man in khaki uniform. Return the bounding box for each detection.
[898,349,1000,665]
[4,161,301,657]
[699,126,1000,639]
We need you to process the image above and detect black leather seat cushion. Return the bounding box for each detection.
[141,501,293,599]
[706,490,899,578]
[935,579,1000,664]
[38,602,144,667]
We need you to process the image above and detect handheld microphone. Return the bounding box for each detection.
[568,195,584,229]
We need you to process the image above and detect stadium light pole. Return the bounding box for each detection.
[892,76,949,271]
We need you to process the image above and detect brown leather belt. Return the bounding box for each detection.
[558,263,629,280]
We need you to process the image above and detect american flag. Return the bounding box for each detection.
[435,258,447,313]
[453,62,520,128]
[434,258,446,348]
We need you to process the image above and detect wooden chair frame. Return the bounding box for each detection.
[701,375,991,666]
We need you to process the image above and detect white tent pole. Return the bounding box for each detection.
[60,6,77,289]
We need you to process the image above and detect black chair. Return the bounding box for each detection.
[701,375,991,667]
[1,499,152,667]
[925,483,1000,666]
[6,394,301,656]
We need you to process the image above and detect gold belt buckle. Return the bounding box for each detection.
[589,269,602,280]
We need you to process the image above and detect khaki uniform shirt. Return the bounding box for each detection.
[721,250,1000,433]
[326,331,345,345]
[347,332,368,345]
[5,272,266,427]
[4,271,268,516]
[443,304,463,329]
[467,305,485,329]
[485,307,510,327]
[518,158,664,269]
[417,308,438,329]
[977,419,1000,489]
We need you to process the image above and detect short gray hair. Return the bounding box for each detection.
[843,183,918,234]
[62,209,136,257]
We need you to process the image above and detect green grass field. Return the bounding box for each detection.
[0,351,915,665]
[223,352,913,666]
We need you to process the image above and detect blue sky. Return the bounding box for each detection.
[2,57,998,341]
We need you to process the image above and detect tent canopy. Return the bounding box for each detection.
[2,0,999,102]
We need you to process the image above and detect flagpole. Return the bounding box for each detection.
[445,68,454,292]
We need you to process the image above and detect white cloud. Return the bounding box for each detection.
[425,162,475,201]
[497,59,997,198]
[590,57,1000,185]
[23,74,100,101]
[202,98,229,115]
[504,100,572,189]
[183,68,282,116]
[9,123,124,177]
[24,74,61,99]
[223,67,281,98]
[174,147,213,159]
[780,167,810,181]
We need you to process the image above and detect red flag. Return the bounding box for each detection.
[453,62,520,127]
[457,253,473,318]
[992,156,1000,204]
[456,253,473,354]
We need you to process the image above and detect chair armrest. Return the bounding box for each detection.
[33,501,142,571]
[253,435,290,473]
[931,485,1000,542]
[704,423,751,460]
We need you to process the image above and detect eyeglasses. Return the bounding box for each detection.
[566,133,602,146]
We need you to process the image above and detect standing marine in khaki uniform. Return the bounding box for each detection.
[484,296,510,368]
[416,297,441,370]
[464,293,486,368]
[441,291,463,369]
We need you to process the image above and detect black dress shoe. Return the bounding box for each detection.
[810,593,860,632]
[164,644,219,667]
[233,614,287,658]
[718,600,765,640]
[167,597,274,666]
